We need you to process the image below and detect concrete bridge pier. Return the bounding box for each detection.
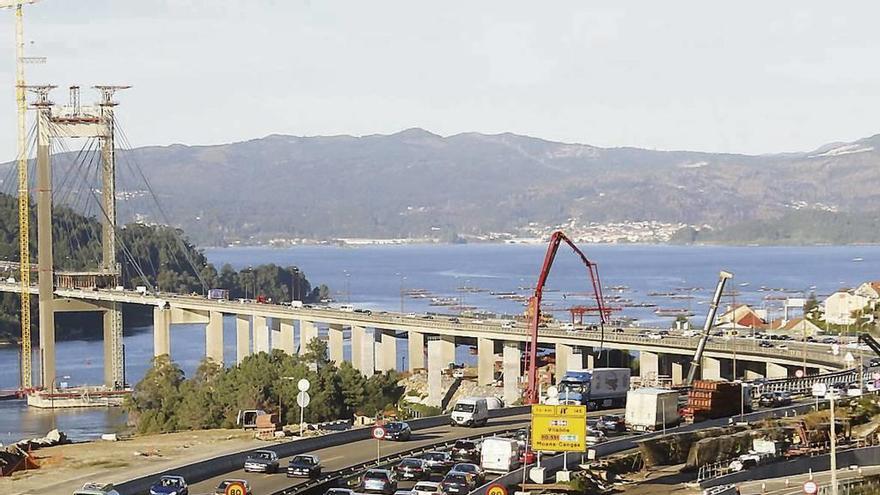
[639,351,659,382]
[206,311,224,364]
[235,314,250,363]
[407,330,425,372]
[702,356,722,380]
[299,320,318,354]
[275,319,294,354]
[478,337,496,386]
[671,357,685,385]
[767,362,790,379]
[427,337,444,407]
[153,306,171,357]
[328,323,344,364]
[253,315,269,353]
[555,343,575,383]
[351,325,374,376]
[441,335,456,367]
[376,329,397,371]
[503,341,522,405]
[742,361,765,380]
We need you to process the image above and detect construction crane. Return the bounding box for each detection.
[685,270,733,386]
[524,231,606,404]
[0,0,42,389]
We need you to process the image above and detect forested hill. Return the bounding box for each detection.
[0,193,328,341]
[10,128,880,245]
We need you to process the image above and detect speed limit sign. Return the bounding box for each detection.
[372,426,386,440]
[795,369,804,378]
[487,484,508,495]
[803,480,818,494]
[225,481,247,495]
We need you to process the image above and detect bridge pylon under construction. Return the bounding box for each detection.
[24,84,129,391]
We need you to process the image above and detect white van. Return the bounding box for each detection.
[480,437,521,473]
[338,305,354,312]
[450,397,489,427]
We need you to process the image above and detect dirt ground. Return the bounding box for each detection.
[2,428,262,495]
[616,464,702,495]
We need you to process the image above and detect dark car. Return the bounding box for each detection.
[244,450,279,473]
[383,421,412,441]
[438,472,473,495]
[395,457,429,480]
[758,340,773,348]
[150,475,188,495]
[451,440,479,462]
[419,451,454,473]
[449,463,484,484]
[287,454,322,478]
[611,327,624,333]
[596,414,625,433]
[448,317,460,323]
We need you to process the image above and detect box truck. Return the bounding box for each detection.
[625,388,680,431]
[558,368,630,409]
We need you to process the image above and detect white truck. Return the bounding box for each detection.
[480,437,521,473]
[558,368,631,409]
[624,388,680,432]
[450,397,489,427]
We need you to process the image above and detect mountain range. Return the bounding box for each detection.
[8,128,880,245]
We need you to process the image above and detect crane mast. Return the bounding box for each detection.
[525,231,607,404]
[1,0,41,390]
[685,270,733,386]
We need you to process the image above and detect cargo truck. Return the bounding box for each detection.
[208,288,230,300]
[557,368,630,409]
[682,380,752,423]
[624,388,680,431]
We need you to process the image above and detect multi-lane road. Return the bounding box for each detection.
[179,408,627,495]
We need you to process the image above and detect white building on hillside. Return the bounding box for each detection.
[823,290,869,325]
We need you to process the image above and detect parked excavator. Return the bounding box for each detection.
[685,270,734,386]
[524,231,607,404]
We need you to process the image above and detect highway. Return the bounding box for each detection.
[184,414,531,495]
[178,408,625,495]
[8,280,857,372]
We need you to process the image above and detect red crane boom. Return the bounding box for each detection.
[524,231,606,404]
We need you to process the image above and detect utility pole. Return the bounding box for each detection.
[1,0,44,390]
[830,393,838,495]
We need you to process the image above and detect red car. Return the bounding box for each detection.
[519,447,536,465]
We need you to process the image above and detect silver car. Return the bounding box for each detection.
[362,469,398,494]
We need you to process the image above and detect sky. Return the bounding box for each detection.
[0,0,876,158]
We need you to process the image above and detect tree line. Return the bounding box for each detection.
[0,193,329,341]
[126,339,404,434]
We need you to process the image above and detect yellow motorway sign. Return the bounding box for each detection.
[531,404,587,452]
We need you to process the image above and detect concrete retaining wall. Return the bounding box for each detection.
[701,446,880,489]
[117,406,529,495]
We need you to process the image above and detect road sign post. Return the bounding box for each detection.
[530,404,587,452]
[803,480,818,494]
[372,425,385,464]
[225,480,247,495]
[297,378,311,437]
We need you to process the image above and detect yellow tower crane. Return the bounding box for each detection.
[0,0,43,389]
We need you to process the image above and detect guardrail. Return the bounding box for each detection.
[116,406,529,495]
[752,368,862,398]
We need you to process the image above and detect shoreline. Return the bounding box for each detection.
[202,239,880,249]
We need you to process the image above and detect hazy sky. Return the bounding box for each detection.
[0,0,876,158]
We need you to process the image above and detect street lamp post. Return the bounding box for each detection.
[830,393,838,495]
